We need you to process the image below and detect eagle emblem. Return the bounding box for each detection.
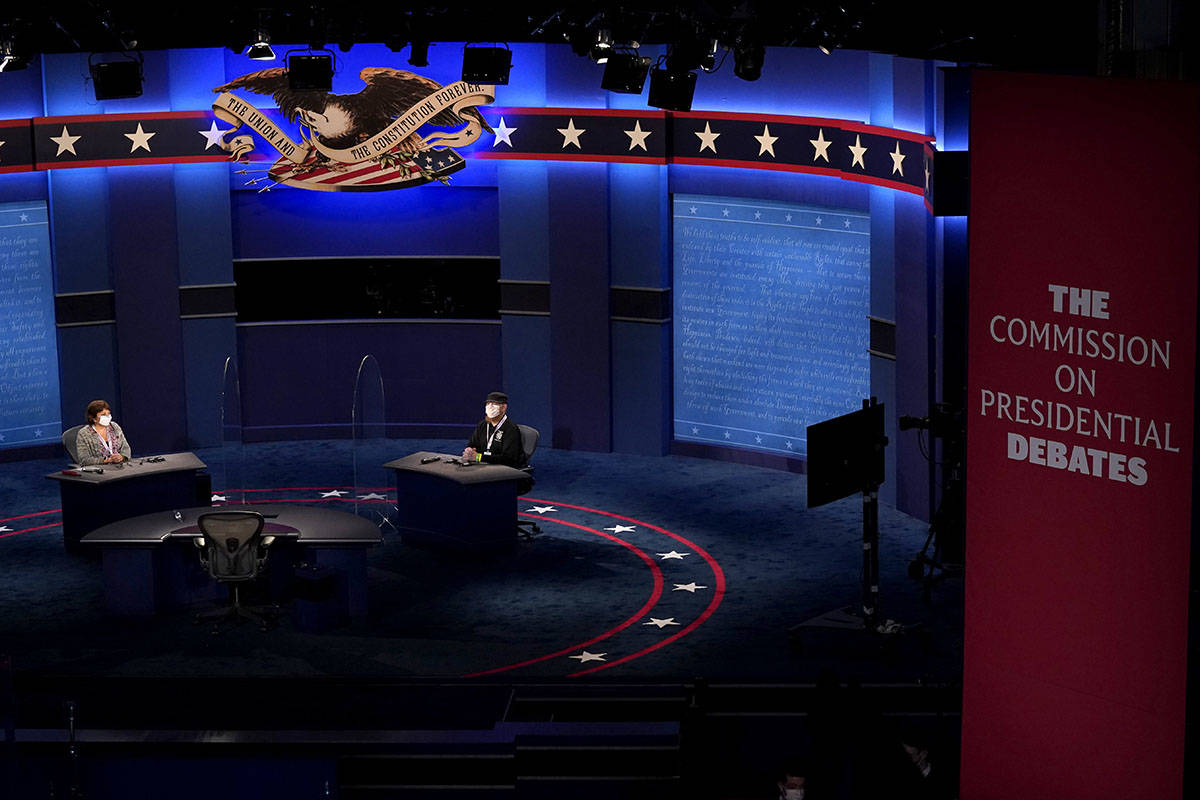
[211,67,495,191]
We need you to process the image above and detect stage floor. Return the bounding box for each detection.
[0,439,963,684]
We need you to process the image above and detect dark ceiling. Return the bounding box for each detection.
[3,2,1107,75]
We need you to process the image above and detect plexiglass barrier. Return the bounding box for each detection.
[352,354,393,528]
[218,356,244,505]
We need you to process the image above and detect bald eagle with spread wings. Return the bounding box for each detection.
[214,66,492,156]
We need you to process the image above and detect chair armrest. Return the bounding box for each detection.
[192,536,205,548]
[261,535,276,548]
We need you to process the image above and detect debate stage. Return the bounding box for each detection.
[2,438,962,684]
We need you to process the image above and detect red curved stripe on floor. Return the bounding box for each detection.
[461,515,664,678]
[0,521,63,539]
[517,498,727,677]
[0,509,62,524]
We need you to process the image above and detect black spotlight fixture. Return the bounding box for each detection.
[89,53,143,100]
[733,40,764,81]
[247,30,274,60]
[589,29,613,64]
[409,40,430,68]
[461,43,511,84]
[601,51,651,94]
[286,50,334,92]
[0,39,29,72]
[647,66,697,112]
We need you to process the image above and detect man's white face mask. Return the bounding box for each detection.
[485,403,502,419]
[783,789,804,800]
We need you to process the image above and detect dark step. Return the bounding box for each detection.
[514,744,679,777]
[339,752,515,786]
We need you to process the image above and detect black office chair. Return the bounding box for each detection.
[62,424,85,464]
[192,510,278,631]
[516,424,540,540]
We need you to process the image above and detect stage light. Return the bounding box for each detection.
[0,40,28,72]
[647,67,696,112]
[733,41,764,81]
[589,29,613,64]
[601,52,651,94]
[461,44,511,84]
[409,40,429,67]
[287,52,333,92]
[247,32,275,61]
[90,56,143,100]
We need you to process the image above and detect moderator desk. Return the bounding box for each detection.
[46,452,208,551]
[384,451,528,550]
[81,504,382,617]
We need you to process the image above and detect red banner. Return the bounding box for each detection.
[962,72,1197,800]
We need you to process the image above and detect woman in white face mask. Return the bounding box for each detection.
[75,399,132,466]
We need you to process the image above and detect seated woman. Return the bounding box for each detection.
[75,399,132,466]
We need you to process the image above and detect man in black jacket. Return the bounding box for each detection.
[463,391,524,467]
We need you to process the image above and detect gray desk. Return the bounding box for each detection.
[47,452,208,551]
[81,504,382,617]
[384,451,528,550]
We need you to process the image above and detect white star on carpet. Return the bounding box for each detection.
[0,526,11,534]
[754,124,778,157]
[673,582,707,593]
[604,524,637,533]
[848,134,868,168]
[889,141,906,176]
[357,493,388,501]
[557,118,585,149]
[810,128,832,162]
[124,123,156,153]
[492,116,516,147]
[624,120,652,151]
[526,505,556,514]
[51,126,82,157]
[211,494,226,502]
[657,551,689,560]
[198,121,229,150]
[568,651,607,663]
[694,121,720,153]
[644,617,681,628]
[320,490,347,497]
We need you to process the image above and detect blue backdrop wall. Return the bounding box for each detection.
[0,42,951,516]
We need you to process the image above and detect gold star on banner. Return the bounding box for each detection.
[754,124,778,157]
[809,128,832,162]
[50,126,82,157]
[889,141,906,176]
[695,121,720,153]
[625,120,652,151]
[557,118,585,149]
[848,134,868,169]
[124,123,156,153]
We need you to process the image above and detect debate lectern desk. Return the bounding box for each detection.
[384,451,528,550]
[81,504,382,617]
[46,452,208,552]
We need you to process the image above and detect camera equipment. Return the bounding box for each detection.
[899,403,965,594]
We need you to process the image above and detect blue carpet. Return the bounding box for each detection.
[0,439,962,682]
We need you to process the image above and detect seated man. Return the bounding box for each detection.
[463,391,524,467]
